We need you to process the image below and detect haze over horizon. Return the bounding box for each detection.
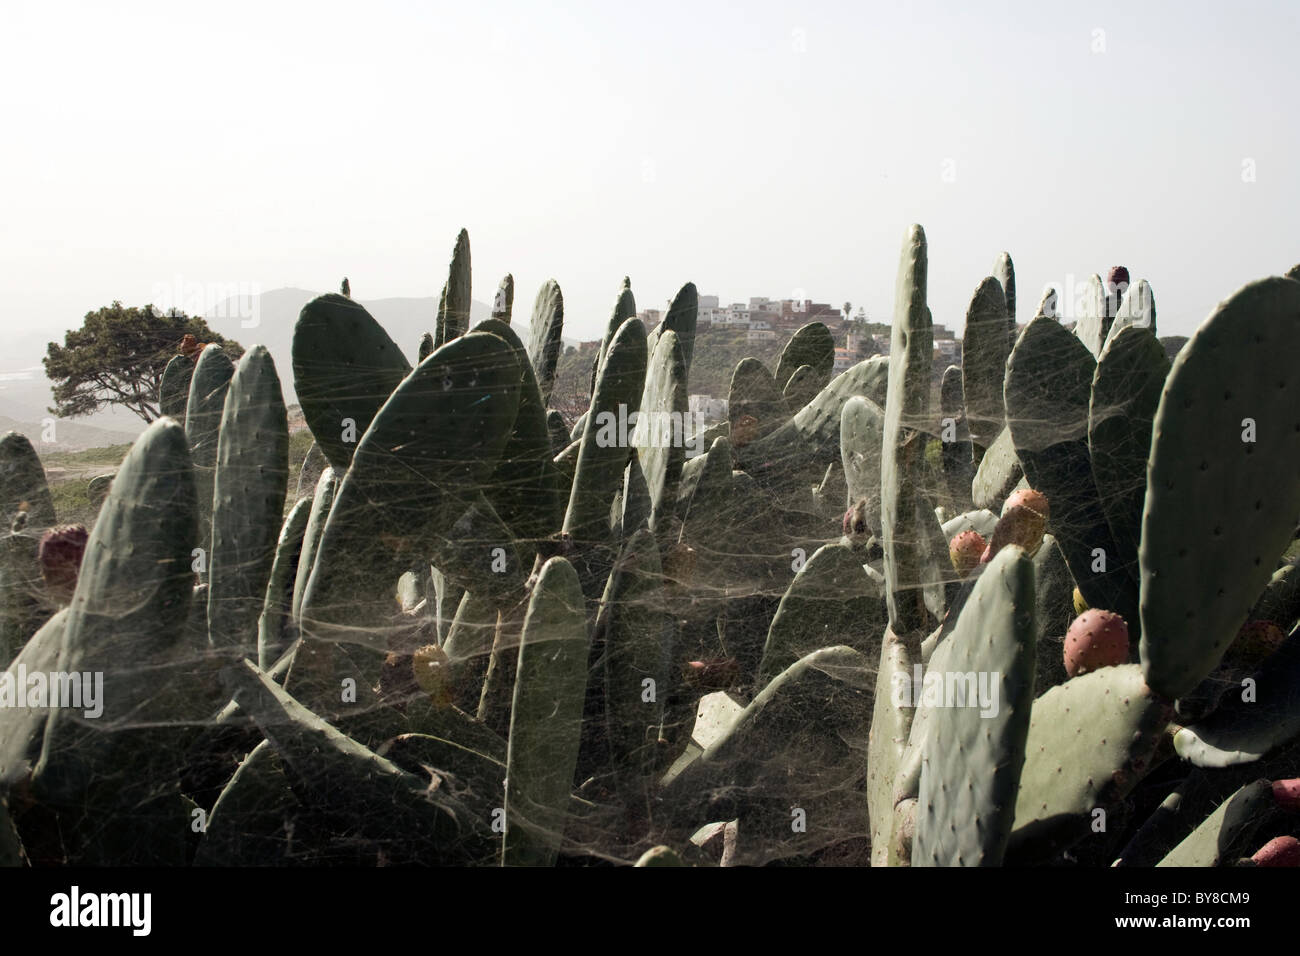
[3,0,1296,381]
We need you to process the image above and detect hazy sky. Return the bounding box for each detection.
[3,0,1297,365]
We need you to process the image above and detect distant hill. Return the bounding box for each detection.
[0,414,140,453]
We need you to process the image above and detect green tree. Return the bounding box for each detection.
[44,302,243,423]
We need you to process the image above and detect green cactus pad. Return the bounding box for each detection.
[257,496,312,670]
[30,420,200,863]
[939,364,974,505]
[666,646,872,865]
[993,252,1016,341]
[229,658,487,864]
[840,395,884,515]
[678,434,731,525]
[658,282,699,375]
[632,330,688,534]
[1005,314,1137,625]
[292,293,412,473]
[961,276,1011,450]
[299,332,523,647]
[290,466,338,625]
[184,344,235,534]
[971,426,1022,512]
[1140,277,1300,699]
[775,322,835,392]
[914,546,1037,866]
[491,273,514,322]
[1172,632,1300,767]
[0,608,66,785]
[1072,273,1107,357]
[1156,779,1279,867]
[158,353,195,421]
[194,739,299,866]
[1032,535,1075,684]
[503,557,591,866]
[208,345,290,658]
[757,543,884,685]
[591,278,637,396]
[469,319,565,546]
[1103,278,1157,349]
[599,528,671,789]
[868,629,917,865]
[782,364,821,412]
[527,280,564,406]
[0,532,47,667]
[727,357,787,445]
[1088,325,1169,584]
[742,356,889,490]
[1008,664,1170,858]
[563,318,647,594]
[880,225,933,634]
[435,228,472,349]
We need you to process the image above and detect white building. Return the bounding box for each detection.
[689,394,728,420]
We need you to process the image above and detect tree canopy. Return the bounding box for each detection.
[44,302,243,423]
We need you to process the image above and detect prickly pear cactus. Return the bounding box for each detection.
[503,557,590,866]
[915,546,1037,866]
[1140,277,1300,699]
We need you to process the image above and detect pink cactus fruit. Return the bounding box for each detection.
[842,497,871,540]
[1106,265,1130,296]
[37,524,89,604]
[949,531,986,578]
[1105,266,1130,319]
[1251,835,1300,867]
[1272,779,1300,812]
[1002,488,1050,522]
[1063,609,1130,678]
[981,503,1047,563]
[1223,619,1287,672]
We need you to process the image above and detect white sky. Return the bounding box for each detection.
[2,0,1296,360]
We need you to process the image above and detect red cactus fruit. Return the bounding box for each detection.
[1272,779,1300,811]
[842,497,871,540]
[981,504,1046,563]
[1002,488,1049,521]
[37,524,89,604]
[1106,266,1130,295]
[1063,609,1130,678]
[178,334,209,359]
[1223,619,1287,672]
[949,530,986,578]
[1251,835,1300,867]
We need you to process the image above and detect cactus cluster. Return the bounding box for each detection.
[1,228,1299,867]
